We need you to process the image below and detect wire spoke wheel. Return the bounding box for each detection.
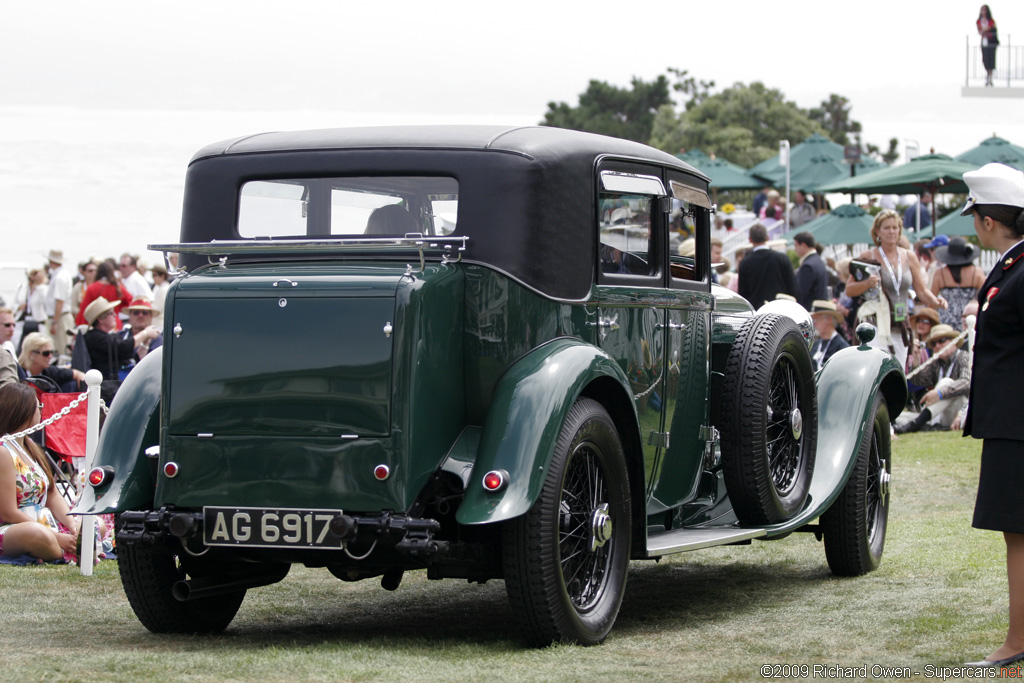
[823,394,891,576]
[503,398,631,646]
[720,314,817,525]
[766,354,804,495]
[559,443,612,610]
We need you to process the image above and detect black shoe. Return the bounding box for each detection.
[896,408,932,435]
[964,650,1024,667]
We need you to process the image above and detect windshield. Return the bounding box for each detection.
[238,177,459,238]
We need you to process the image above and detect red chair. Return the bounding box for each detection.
[25,377,89,505]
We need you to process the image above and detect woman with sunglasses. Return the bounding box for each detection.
[0,382,78,561]
[962,163,1024,667]
[17,332,85,389]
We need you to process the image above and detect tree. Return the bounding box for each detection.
[866,138,901,165]
[666,67,715,109]
[808,94,862,146]
[672,82,824,168]
[541,76,672,143]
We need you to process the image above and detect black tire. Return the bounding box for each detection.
[822,395,891,576]
[503,398,631,646]
[118,536,246,634]
[719,314,817,525]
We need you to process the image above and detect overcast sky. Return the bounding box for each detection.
[4,0,1022,147]
[2,0,1022,273]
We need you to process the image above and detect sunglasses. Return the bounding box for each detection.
[37,402,43,410]
[928,340,949,349]
[1,322,14,328]
[32,349,54,357]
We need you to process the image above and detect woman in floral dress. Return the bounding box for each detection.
[0,383,78,561]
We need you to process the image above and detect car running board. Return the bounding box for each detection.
[646,526,768,557]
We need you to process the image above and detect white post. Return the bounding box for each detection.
[79,369,103,575]
[780,140,791,230]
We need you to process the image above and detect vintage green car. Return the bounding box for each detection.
[75,126,905,646]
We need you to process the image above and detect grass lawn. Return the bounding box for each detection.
[0,431,1005,682]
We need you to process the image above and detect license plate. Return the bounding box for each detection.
[203,506,344,550]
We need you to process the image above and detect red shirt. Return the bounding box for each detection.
[75,281,132,329]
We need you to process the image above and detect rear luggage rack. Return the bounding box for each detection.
[150,235,469,272]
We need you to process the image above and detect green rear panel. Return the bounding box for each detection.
[156,262,466,513]
[168,296,394,437]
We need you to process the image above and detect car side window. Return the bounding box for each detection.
[598,192,654,277]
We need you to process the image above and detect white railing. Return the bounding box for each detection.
[965,35,1024,87]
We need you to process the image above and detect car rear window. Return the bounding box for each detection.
[238,177,458,238]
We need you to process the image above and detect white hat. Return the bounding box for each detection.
[960,163,1024,215]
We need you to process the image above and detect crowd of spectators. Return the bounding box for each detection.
[0,251,166,404]
[717,206,986,435]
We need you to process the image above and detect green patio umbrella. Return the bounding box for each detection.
[674,149,711,166]
[954,136,1024,170]
[749,133,841,185]
[817,153,975,195]
[933,209,979,237]
[787,154,886,193]
[785,203,874,246]
[691,157,766,191]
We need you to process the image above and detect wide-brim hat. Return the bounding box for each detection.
[84,297,117,325]
[809,299,843,324]
[934,236,979,266]
[960,163,1024,215]
[126,296,159,313]
[908,307,940,326]
[925,323,959,345]
[47,249,64,265]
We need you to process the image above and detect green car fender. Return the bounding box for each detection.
[454,337,635,526]
[72,347,162,516]
[765,341,907,534]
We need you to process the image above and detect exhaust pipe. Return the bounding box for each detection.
[172,565,290,602]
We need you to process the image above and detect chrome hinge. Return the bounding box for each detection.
[701,425,721,469]
[647,431,670,449]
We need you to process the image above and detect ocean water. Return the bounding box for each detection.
[0,105,529,280]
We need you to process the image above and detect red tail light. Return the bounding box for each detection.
[482,470,509,492]
[88,466,114,488]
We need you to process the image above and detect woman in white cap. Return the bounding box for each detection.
[961,162,1024,668]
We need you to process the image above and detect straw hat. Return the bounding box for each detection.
[84,297,117,325]
[809,300,843,324]
[925,324,959,345]
[47,249,64,265]
[908,307,940,326]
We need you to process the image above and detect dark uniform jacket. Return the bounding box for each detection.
[738,247,799,308]
[964,240,1024,439]
[796,252,829,310]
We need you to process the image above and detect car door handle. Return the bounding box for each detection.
[656,322,686,331]
[586,316,620,330]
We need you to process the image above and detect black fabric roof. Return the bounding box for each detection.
[179,126,708,301]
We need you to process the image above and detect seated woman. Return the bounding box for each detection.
[0,383,78,561]
[18,332,85,391]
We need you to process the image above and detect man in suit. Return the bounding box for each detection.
[793,232,829,310]
[738,223,798,308]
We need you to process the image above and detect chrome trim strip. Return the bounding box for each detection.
[646,527,767,557]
